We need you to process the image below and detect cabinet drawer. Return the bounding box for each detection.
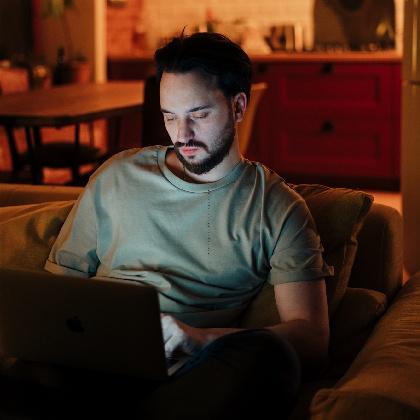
[270,117,395,178]
[267,63,396,118]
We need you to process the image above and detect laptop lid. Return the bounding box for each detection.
[0,268,168,381]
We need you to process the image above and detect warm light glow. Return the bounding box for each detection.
[413,0,419,76]
[94,0,107,82]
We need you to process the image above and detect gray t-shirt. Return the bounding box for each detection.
[45,146,333,327]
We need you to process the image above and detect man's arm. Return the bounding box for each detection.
[44,184,99,277]
[161,278,329,372]
[267,279,330,371]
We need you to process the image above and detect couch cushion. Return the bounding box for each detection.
[0,201,75,271]
[310,274,420,419]
[240,184,373,327]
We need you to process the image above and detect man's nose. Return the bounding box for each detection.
[176,118,194,143]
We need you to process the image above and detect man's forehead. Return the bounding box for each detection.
[160,70,218,92]
[159,71,230,113]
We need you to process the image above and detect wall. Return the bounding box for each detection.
[401,0,420,276]
[0,0,32,60]
[107,0,405,55]
[107,0,144,56]
[38,0,106,82]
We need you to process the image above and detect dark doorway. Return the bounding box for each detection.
[0,0,33,60]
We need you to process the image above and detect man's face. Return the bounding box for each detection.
[160,71,236,175]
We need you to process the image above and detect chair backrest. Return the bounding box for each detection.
[0,67,29,95]
[141,75,171,147]
[237,82,267,156]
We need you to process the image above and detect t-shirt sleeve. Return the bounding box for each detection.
[268,198,334,285]
[44,185,99,278]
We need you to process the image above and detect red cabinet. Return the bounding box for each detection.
[249,60,401,189]
[107,54,401,189]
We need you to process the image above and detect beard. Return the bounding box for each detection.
[174,117,236,175]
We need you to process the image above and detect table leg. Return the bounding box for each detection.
[71,124,81,182]
[4,125,21,181]
[107,115,123,154]
[24,127,40,185]
[32,127,44,184]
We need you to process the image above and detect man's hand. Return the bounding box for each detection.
[160,314,206,359]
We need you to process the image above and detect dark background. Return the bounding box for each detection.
[0,0,33,60]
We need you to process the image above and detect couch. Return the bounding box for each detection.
[0,182,420,419]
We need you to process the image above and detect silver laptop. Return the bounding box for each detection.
[0,268,186,381]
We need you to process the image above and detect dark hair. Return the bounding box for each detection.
[154,32,252,102]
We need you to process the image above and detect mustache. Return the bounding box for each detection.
[174,140,208,152]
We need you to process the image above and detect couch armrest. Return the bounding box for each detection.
[349,203,403,301]
[0,183,82,206]
[328,287,387,376]
[310,272,420,419]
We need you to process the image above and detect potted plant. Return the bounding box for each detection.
[43,0,91,84]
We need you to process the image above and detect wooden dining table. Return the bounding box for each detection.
[0,81,144,183]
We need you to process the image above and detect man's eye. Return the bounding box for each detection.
[164,115,175,122]
[192,112,208,119]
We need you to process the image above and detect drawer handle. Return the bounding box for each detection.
[321,121,335,133]
[321,62,334,75]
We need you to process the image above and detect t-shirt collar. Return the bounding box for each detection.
[158,146,247,193]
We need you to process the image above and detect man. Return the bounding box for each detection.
[45,32,333,418]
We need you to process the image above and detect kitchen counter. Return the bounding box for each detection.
[108,50,402,63]
[249,50,401,63]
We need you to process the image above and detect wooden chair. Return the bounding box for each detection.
[0,67,29,95]
[5,122,106,186]
[0,67,32,181]
[237,82,268,156]
[0,68,106,185]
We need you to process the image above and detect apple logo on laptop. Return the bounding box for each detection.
[66,316,85,333]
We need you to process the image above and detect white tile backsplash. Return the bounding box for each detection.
[132,0,404,52]
[141,0,315,48]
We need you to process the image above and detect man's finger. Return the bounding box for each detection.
[164,332,181,358]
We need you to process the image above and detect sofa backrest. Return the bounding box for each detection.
[0,183,82,206]
[0,183,403,301]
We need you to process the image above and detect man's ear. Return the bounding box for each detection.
[232,92,247,123]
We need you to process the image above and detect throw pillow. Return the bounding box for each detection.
[0,201,75,271]
[239,184,373,327]
[293,184,373,316]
